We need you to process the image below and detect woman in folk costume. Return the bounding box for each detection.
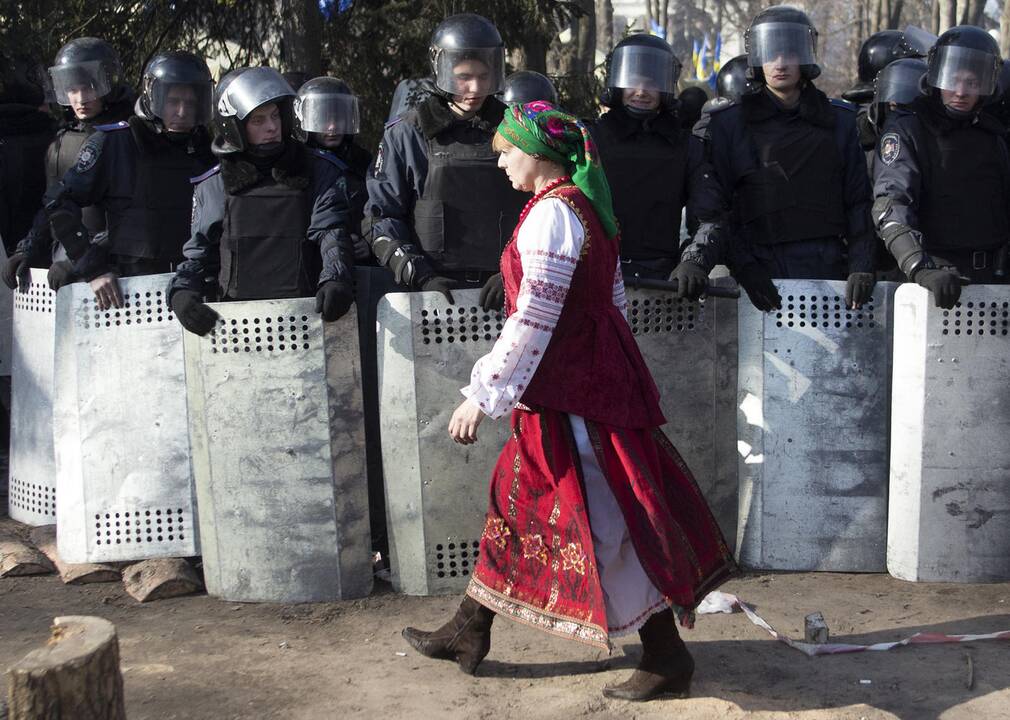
[402,102,737,702]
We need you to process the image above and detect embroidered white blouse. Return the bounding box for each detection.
[461,198,627,419]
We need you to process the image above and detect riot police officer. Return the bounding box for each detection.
[41,50,215,309]
[865,57,927,173]
[168,67,356,335]
[680,5,876,311]
[873,25,1010,308]
[502,70,558,106]
[4,38,133,289]
[593,34,722,284]
[365,13,525,308]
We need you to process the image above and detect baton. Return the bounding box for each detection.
[626,276,741,299]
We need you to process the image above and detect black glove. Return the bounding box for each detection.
[421,275,455,304]
[844,272,875,308]
[669,261,708,300]
[735,264,781,312]
[478,273,504,312]
[171,290,220,336]
[915,268,963,309]
[47,260,75,292]
[2,252,29,291]
[315,281,354,321]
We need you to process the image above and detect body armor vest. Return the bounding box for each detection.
[595,115,687,261]
[738,116,847,244]
[47,126,106,236]
[220,179,311,300]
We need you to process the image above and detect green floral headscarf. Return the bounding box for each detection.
[496,101,619,239]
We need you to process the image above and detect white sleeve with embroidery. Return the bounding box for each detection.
[461,197,585,419]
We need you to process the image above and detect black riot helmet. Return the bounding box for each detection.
[429,13,505,98]
[214,67,295,153]
[294,76,360,142]
[716,55,759,101]
[868,57,927,130]
[48,37,123,108]
[745,5,820,82]
[926,25,1001,104]
[601,33,681,110]
[843,30,923,104]
[137,51,213,132]
[502,70,558,105]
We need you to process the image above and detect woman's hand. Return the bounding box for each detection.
[448,398,486,445]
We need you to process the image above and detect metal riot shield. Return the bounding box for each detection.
[377,288,737,596]
[0,280,12,376]
[888,284,1010,582]
[53,275,198,563]
[183,298,372,602]
[8,270,57,525]
[737,280,896,571]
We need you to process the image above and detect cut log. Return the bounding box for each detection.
[0,540,55,578]
[122,558,202,603]
[28,526,121,585]
[6,615,126,720]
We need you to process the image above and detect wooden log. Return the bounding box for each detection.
[6,615,126,720]
[28,526,121,585]
[0,540,54,578]
[122,558,201,603]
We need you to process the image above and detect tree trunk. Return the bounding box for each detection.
[957,0,985,25]
[275,0,322,76]
[1002,0,1010,57]
[29,526,121,585]
[597,0,614,53]
[938,0,957,32]
[7,616,126,720]
[576,0,596,74]
[516,32,550,73]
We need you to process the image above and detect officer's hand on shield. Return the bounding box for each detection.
[479,273,504,311]
[449,397,486,445]
[89,272,123,310]
[171,290,220,336]
[421,275,456,304]
[2,253,31,292]
[845,272,875,309]
[669,261,708,300]
[47,260,75,292]
[734,263,782,311]
[351,233,372,262]
[915,267,964,309]
[315,281,354,321]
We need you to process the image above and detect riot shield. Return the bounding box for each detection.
[889,284,1010,582]
[737,280,896,571]
[0,280,12,376]
[8,269,57,524]
[183,298,372,602]
[53,274,198,563]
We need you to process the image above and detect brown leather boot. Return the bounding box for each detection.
[602,608,694,702]
[402,596,495,675]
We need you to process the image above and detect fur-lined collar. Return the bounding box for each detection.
[413,93,507,138]
[220,141,311,194]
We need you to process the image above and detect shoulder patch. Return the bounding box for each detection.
[190,164,220,184]
[879,132,901,166]
[830,98,858,113]
[75,136,102,172]
[309,147,348,171]
[93,120,130,132]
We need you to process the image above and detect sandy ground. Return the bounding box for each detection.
[2,518,1009,720]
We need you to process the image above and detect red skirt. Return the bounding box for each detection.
[466,407,737,650]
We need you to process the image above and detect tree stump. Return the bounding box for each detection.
[0,541,54,578]
[6,616,126,720]
[28,526,120,585]
[122,558,201,603]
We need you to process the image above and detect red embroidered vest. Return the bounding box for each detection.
[501,184,665,429]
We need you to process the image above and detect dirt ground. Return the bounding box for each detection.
[2,518,1008,720]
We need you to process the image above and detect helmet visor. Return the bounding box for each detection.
[295,92,360,135]
[607,45,678,94]
[874,61,927,105]
[747,22,817,67]
[49,60,111,106]
[927,45,999,96]
[433,47,505,96]
[151,80,213,130]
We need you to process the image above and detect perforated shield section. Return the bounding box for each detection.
[184,298,372,602]
[889,284,1010,582]
[736,280,895,571]
[378,288,737,596]
[8,270,57,525]
[53,274,198,563]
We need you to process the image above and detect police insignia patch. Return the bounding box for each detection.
[76,140,100,172]
[880,133,900,166]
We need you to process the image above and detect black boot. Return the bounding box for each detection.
[402,596,495,675]
[602,609,694,702]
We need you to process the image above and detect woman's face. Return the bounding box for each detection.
[497,144,541,192]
